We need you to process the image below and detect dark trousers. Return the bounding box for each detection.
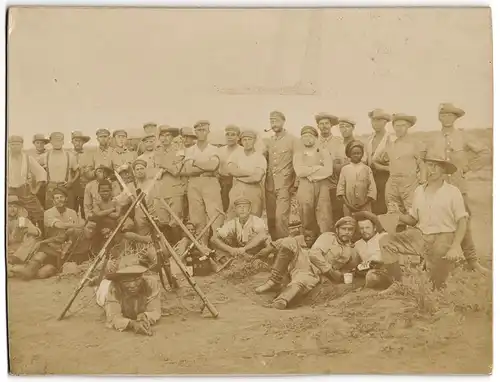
[461,194,478,265]
[372,169,390,215]
[329,187,344,225]
[219,176,233,213]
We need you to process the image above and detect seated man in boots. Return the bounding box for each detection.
[254,233,342,310]
[96,265,161,336]
[15,188,84,280]
[211,197,270,266]
[7,195,41,270]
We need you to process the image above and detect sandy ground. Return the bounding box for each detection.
[7,174,492,375]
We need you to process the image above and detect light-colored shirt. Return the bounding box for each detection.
[264,131,299,190]
[92,146,114,169]
[365,131,395,166]
[8,216,41,254]
[218,145,244,177]
[110,147,137,172]
[71,149,94,194]
[154,145,185,197]
[45,149,79,183]
[337,162,377,208]
[216,215,267,246]
[44,207,80,238]
[384,135,425,177]
[184,143,221,176]
[103,276,161,332]
[426,128,491,194]
[410,182,468,235]
[317,135,344,188]
[354,232,388,263]
[293,146,333,182]
[8,152,47,188]
[228,149,267,184]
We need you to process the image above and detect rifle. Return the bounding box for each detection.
[114,170,219,318]
[57,171,162,321]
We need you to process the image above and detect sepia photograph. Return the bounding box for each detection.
[5,5,493,375]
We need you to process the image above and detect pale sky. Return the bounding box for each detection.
[7,7,493,146]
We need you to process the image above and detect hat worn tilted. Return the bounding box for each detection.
[368,109,391,121]
[335,216,357,229]
[314,113,339,126]
[352,211,385,233]
[133,159,148,169]
[423,148,457,175]
[71,131,91,143]
[338,118,356,127]
[439,103,465,118]
[391,113,417,127]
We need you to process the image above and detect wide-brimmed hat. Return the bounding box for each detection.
[8,195,23,206]
[352,211,385,233]
[368,109,391,121]
[32,134,49,144]
[391,113,417,127]
[95,165,114,177]
[315,113,339,126]
[106,265,148,281]
[439,103,465,118]
[423,151,457,175]
[71,131,91,143]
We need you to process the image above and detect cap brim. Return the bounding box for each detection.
[424,159,457,174]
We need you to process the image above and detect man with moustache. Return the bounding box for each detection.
[182,120,225,245]
[92,129,114,170]
[226,129,267,218]
[218,125,244,212]
[425,103,490,275]
[293,125,333,237]
[8,135,46,231]
[264,111,300,240]
[136,122,160,156]
[315,112,344,224]
[70,131,93,219]
[365,109,394,215]
[137,134,160,179]
[110,129,137,172]
[44,132,80,210]
[30,134,50,207]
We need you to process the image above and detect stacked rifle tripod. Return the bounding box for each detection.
[57,170,219,320]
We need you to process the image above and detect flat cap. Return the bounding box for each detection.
[314,113,339,126]
[439,103,465,118]
[32,134,49,144]
[181,127,197,137]
[141,133,156,142]
[95,164,113,175]
[96,129,111,137]
[240,129,257,140]
[71,131,91,143]
[368,109,391,121]
[143,122,157,129]
[194,120,210,129]
[338,118,356,126]
[335,216,357,229]
[112,129,128,138]
[225,124,241,134]
[117,164,131,173]
[133,159,148,168]
[49,132,65,140]
[269,111,286,121]
[52,188,68,197]
[8,135,24,144]
[234,197,252,206]
[301,125,319,137]
[391,113,417,127]
[159,125,180,136]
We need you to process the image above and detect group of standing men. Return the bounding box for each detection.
[7,103,490,287]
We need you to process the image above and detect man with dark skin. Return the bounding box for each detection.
[91,180,121,230]
[96,265,161,336]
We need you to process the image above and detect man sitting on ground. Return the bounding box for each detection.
[96,265,161,336]
[211,197,270,267]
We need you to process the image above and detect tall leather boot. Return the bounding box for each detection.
[255,248,293,293]
[255,268,283,294]
[271,284,304,310]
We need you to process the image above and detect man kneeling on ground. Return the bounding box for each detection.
[96,265,161,336]
[211,197,270,268]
